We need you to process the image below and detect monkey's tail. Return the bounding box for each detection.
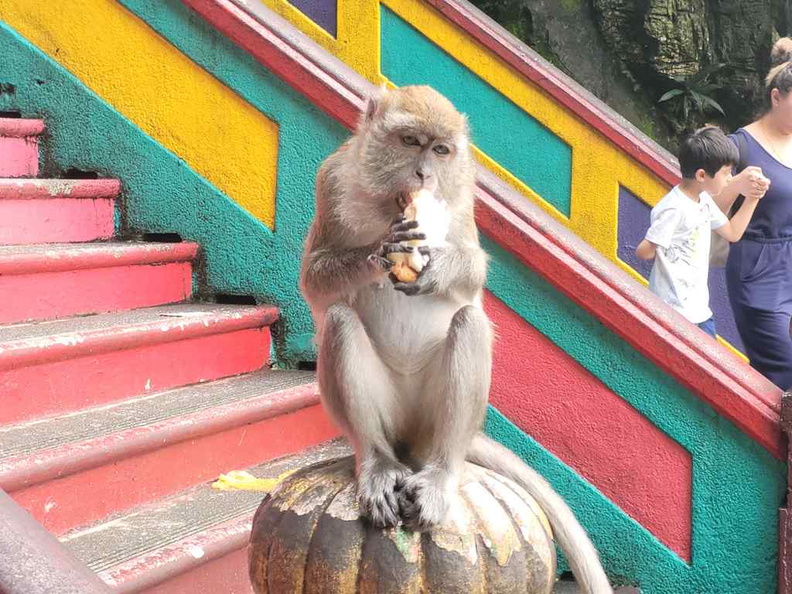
[467,433,612,594]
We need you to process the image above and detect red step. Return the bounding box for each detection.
[0,119,44,178]
[0,371,339,534]
[0,303,277,424]
[0,179,118,245]
[0,242,198,324]
[61,441,348,593]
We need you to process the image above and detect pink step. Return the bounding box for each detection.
[0,179,118,245]
[0,373,340,534]
[0,242,198,324]
[61,441,348,592]
[0,119,44,178]
[0,303,277,424]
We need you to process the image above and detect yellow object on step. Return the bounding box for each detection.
[212,469,296,492]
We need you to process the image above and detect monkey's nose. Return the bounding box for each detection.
[415,168,430,181]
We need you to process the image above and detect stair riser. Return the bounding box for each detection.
[137,548,251,594]
[0,328,269,424]
[12,404,338,534]
[0,262,193,324]
[0,198,114,244]
[0,136,39,177]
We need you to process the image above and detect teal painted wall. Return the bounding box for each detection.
[380,6,573,217]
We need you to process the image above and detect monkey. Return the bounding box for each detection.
[299,85,612,594]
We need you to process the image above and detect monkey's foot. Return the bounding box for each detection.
[211,469,295,492]
[358,458,411,529]
[399,469,453,532]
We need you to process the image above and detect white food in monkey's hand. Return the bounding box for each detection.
[388,189,450,282]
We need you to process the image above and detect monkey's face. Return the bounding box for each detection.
[357,87,475,215]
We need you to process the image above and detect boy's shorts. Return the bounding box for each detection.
[697,317,717,338]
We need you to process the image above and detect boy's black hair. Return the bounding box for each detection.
[678,126,738,179]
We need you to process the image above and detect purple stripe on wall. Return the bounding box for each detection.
[289,0,337,37]
[617,186,744,350]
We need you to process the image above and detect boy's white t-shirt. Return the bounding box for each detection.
[645,186,728,324]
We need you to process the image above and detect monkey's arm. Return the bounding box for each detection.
[302,218,427,306]
[301,159,384,306]
[300,244,383,307]
[430,242,487,296]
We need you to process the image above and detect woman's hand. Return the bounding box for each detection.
[735,166,771,200]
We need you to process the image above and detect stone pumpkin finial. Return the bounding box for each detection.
[248,456,556,594]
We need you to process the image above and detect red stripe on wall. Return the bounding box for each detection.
[485,293,692,561]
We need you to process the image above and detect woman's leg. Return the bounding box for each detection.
[733,303,792,390]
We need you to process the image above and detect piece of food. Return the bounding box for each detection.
[388,189,450,283]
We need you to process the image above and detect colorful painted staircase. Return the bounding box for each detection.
[0,115,621,594]
[1,0,788,590]
[0,116,339,592]
[0,118,637,593]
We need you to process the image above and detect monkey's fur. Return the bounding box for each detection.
[300,85,611,593]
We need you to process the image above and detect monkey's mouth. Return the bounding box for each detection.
[396,193,408,211]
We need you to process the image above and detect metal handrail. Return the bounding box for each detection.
[0,489,112,594]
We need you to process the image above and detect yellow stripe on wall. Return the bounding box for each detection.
[0,0,279,228]
[265,0,381,82]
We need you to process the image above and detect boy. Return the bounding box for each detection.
[636,126,768,338]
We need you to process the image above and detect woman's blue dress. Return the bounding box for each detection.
[726,129,792,390]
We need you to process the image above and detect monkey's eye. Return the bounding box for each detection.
[402,135,421,147]
[433,144,450,155]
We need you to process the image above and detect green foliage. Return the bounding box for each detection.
[657,64,727,131]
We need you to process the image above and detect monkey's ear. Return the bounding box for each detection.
[364,96,379,122]
[363,84,389,123]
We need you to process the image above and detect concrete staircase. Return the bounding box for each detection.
[0,116,339,592]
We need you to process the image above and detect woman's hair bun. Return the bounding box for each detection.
[771,37,792,66]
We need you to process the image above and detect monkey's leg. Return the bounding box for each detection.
[317,302,409,528]
[400,305,492,530]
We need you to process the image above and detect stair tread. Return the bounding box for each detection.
[0,118,45,137]
[0,178,120,199]
[0,241,196,257]
[0,241,198,274]
[0,303,276,350]
[0,370,316,461]
[62,439,350,573]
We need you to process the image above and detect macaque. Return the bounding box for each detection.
[300,85,611,593]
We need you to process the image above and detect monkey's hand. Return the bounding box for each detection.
[357,454,411,529]
[394,244,486,298]
[391,245,433,296]
[399,466,454,531]
[367,216,426,272]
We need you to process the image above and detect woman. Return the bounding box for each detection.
[721,37,792,390]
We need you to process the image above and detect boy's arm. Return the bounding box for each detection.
[715,196,762,242]
[637,203,680,261]
[712,166,769,213]
[635,239,657,260]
